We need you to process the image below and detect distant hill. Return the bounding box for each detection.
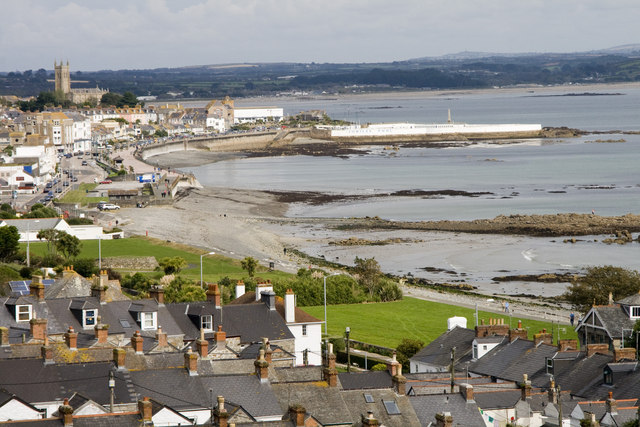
[2,44,640,99]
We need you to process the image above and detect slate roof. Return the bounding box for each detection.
[410,326,476,369]
[617,292,640,306]
[549,353,613,399]
[0,359,132,405]
[200,375,282,418]
[468,338,557,382]
[410,392,485,426]
[271,382,353,425]
[341,388,421,426]
[579,305,635,339]
[338,371,392,390]
[1,218,65,233]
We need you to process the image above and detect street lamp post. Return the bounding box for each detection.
[345,326,351,373]
[200,251,216,289]
[26,220,39,268]
[323,273,340,337]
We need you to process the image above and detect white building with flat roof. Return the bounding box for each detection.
[233,107,283,124]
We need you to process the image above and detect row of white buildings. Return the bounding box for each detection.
[0,98,284,194]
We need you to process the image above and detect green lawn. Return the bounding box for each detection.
[22,235,291,283]
[58,183,102,205]
[304,297,577,349]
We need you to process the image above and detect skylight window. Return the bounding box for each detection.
[383,400,401,415]
[364,394,374,403]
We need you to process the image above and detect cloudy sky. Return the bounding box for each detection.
[1,0,638,72]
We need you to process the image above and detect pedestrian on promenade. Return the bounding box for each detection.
[570,312,575,327]
[504,302,509,313]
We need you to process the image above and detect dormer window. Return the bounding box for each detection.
[201,315,212,331]
[139,312,157,330]
[83,309,97,328]
[631,306,640,318]
[16,305,32,322]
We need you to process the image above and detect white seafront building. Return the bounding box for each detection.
[319,122,542,137]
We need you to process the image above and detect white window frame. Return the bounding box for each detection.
[16,305,32,322]
[139,312,157,330]
[631,306,640,318]
[201,315,213,332]
[83,309,97,328]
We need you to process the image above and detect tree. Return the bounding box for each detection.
[354,257,382,298]
[73,258,98,278]
[121,91,139,107]
[0,225,20,261]
[564,266,640,312]
[159,257,187,275]
[396,338,425,371]
[55,231,81,260]
[37,229,60,256]
[241,256,258,277]
[164,276,206,303]
[154,129,168,138]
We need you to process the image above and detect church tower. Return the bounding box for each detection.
[54,60,71,94]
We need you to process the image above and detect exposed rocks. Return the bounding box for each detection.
[334,213,640,237]
[492,273,581,283]
[328,237,422,246]
[602,230,635,245]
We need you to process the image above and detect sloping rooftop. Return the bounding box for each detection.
[410,326,476,369]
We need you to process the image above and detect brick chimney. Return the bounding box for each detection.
[558,339,578,352]
[608,292,614,306]
[261,337,272,363]
[29,275,45,301]
[288,405,306,427]
[94,323,109,344]
[613,347,636,362]
[131,330,144,354]
[323,342,338,387]
[0,327,8,347]
[587,343,610,357]
[196,328,208,358]
[214,395,229,427]
[65,326,77,351]
[533,329,553,346]
[548,379,557,404]
[254,348,269,382]
[207,283,221,308]
[138,397,152,423]
[387,351,400,377]
[392,365,407,396]
[156,326,168,348]
[41,335,54,364]
[113,348,126,370]
[30,318,47,341]
[185,348,198,376]
[59,398,74,426]
[509,320,528,342]
[362,411,380,427]
[475,318,509,337]
[460,383,474,402]
[214,326,227,349]
[235,280,245,299]
[520,373,532,400]
[606,391,618,415]
[435,412,454,427]
[91,271,108,303]
[149,286,165,305]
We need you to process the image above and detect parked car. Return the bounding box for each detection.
[98,202,120,211]
[81,160,88,166]
[72,177,78,182]
[100,179,113,184]
[63,181,69,186]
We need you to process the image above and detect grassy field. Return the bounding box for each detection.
[58,183,103,205]
[304,297,577,349]
[22,235,291,283]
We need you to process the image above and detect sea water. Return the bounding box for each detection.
[181,87,640,293]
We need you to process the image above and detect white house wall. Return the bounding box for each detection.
[0,399,42,421]
[288,323,322,366]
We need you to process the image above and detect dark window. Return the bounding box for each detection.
[383,400,401,415]
[364,394,374,403]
